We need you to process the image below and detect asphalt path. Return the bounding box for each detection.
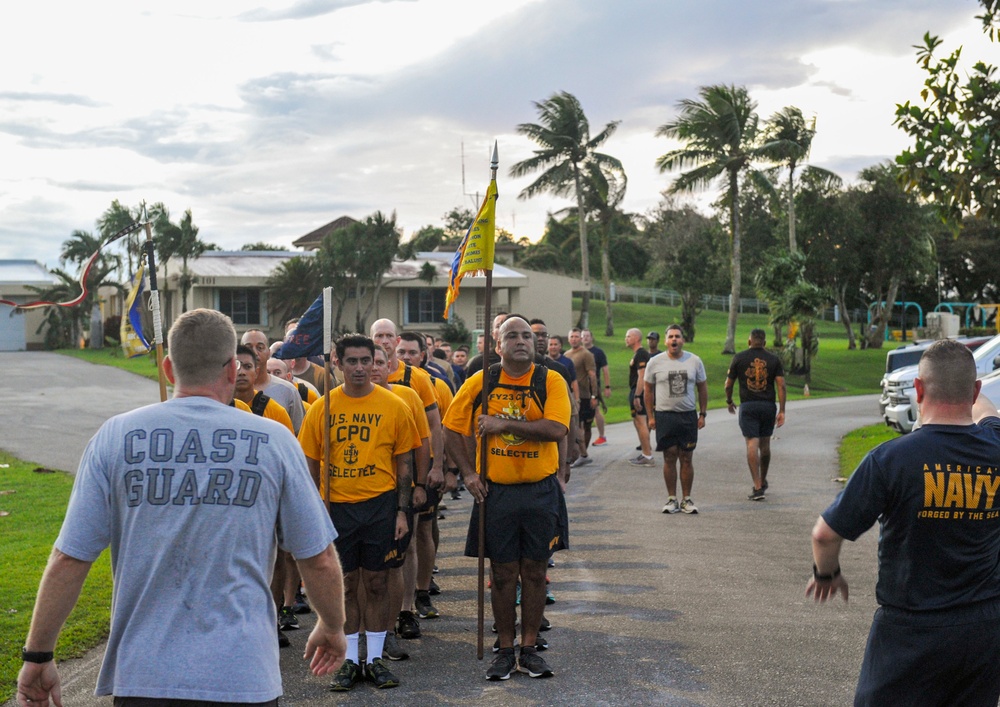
[2,352,883,706]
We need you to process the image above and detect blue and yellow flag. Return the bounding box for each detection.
[120,263,151,358]
[443,178,497,319]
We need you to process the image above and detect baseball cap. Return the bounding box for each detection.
[646,331,660,340]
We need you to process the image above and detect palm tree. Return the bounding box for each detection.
[266,256,321,328]
[155,209,213,313]
[761,107,841,253]
[656,84,768,354]
[581,166,628,336]
[510,91,623,329]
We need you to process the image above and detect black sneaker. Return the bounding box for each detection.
[383,631,408,661]
[762,479,769,491]
[277,627,290,648]
[329,659,362,691]
[396,610,421,639]
[535,634,549,651]
[366,657,400,688]
[518,647,554,678]
[539,617,552,631]
[429,577,441,595]
[493,636,520,653]
[278,605,299,630]
[748,487,766,501]
[415,590,439,618]
[358,633,367,664]
[487,648,516,681]
[451,489,462,500]
[292,589,311,614]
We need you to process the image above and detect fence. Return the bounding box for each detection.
[584,283,852,323]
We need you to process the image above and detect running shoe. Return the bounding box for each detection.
[277,627,290,648]
[680,497,699,514]
[396,610,421,639]
[748,487,766,501]
[292,589,311,614]
[535,634,549,651]
[592,436,608,446]
[429,577,441,595]
[762,479,769,491]
[366,658,400,689]
[539,616,552,631]
[329,659,362,691]
[515,582,521,606]
[278,605,299,631]
[570,456,593,468]
[545,589,556,605]
[518,647,554,678]
[415,590,439,618]
[383,631,408,661]
[662,496,679,514]
[358,633,367,664]
[487,648,516,681]
[628,454,654,466]
[492,636,519,653]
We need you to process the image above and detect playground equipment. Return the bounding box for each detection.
[867,301,924,341]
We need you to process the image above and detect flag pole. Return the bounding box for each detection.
[477,141,499,660]
[322,287,333,505]
[143,222,168,402]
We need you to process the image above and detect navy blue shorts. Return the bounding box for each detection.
[629,386,647,418]
[329,490,398,573]
[738,401,777,438]
[654,410,698,452]
[855,601,1000,706]
[465,474,568,564]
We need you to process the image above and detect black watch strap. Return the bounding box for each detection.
[22,647,54,663]
[812,564,841,582]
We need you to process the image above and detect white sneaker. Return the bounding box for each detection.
[628,454,654,466]
[570,456,593,468]
[680,497,698,514]
[662,497,679,514]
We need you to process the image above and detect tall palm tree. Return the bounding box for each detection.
[761,107,841,253]
[656,84,768,354]
[155,209,213,313]
[581,166,628,336]
[510,91,623,329]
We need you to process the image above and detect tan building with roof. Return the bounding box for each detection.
[0,260,60,350]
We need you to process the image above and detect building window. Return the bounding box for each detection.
[406,288,446,324]
[218,288,263,326]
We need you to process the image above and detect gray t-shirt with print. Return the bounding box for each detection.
[644,350,707,412]
[55,396,336,701]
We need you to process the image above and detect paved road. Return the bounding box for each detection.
[2,353,883,705]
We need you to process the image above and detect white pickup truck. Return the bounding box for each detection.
[881,334,1000,433]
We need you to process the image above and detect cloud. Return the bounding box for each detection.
[239,0,416,22]
[0,91,102,107]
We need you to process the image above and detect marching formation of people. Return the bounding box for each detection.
[39,307,980,705]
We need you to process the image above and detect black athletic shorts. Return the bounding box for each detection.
[385,505,414,569]
[464,474,568,564]
[738,400,777,438]
[855,600,1000,706]
[654,410,698,452]
[416,485,441,522]
[329,490,398,573]
[629,386,647,418]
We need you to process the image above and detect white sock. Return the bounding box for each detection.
[366,630,387,664]
[346,632,359,664]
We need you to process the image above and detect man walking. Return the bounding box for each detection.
[444,316,571,681]
[582,329,611,446]
[807,339,1000,706]
[17,309,347,706]
[566,328,598,466]
[644,324,708,514]
[242,329,306,433]
[724,329,786,500]
[625,327,653,465]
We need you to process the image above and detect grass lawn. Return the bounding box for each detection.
[0,451,112,701]
[59,346,164,383]
[838,423,900,479]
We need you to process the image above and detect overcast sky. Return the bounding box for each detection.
[0,0,993,269]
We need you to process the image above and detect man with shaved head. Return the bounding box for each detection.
[807,339,1000,706]
[242,329,305,433]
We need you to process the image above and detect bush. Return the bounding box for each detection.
[104,315,122,345]
[441,315,471,345]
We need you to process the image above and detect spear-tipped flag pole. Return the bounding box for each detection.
[143,222,168,402]
[444,141,499,659]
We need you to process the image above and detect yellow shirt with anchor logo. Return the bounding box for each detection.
[444,365,571,485]
[299,385,420,503]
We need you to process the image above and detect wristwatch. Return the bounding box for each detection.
[21,647,54,663]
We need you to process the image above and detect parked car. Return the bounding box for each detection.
[881,335,999,433]
[979,368,1000,411]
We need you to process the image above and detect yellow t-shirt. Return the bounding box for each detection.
[432,375,453,417]
[388,361,438,414]
[298,385,420,503]
[389,384,430,441]
[238,391,294,433]
[444,364,570,485]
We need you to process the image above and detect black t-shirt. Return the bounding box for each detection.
[629,347,650,391]
[727,347,784,403]
[824,416,1000,611]
[465,350,501,377]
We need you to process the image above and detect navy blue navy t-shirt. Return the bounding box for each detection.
[823,416,1000,612]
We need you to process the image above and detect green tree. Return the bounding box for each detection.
[154,209,214,313]
[580,167,629,336]
[266,256,321,328]
[895,1,1000,226]
[761,106,842,253]
[241,242,288,251]
[656,84,770,354]
[510,91,623,329]
[769,279,829,385]
[643,202,727,342]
